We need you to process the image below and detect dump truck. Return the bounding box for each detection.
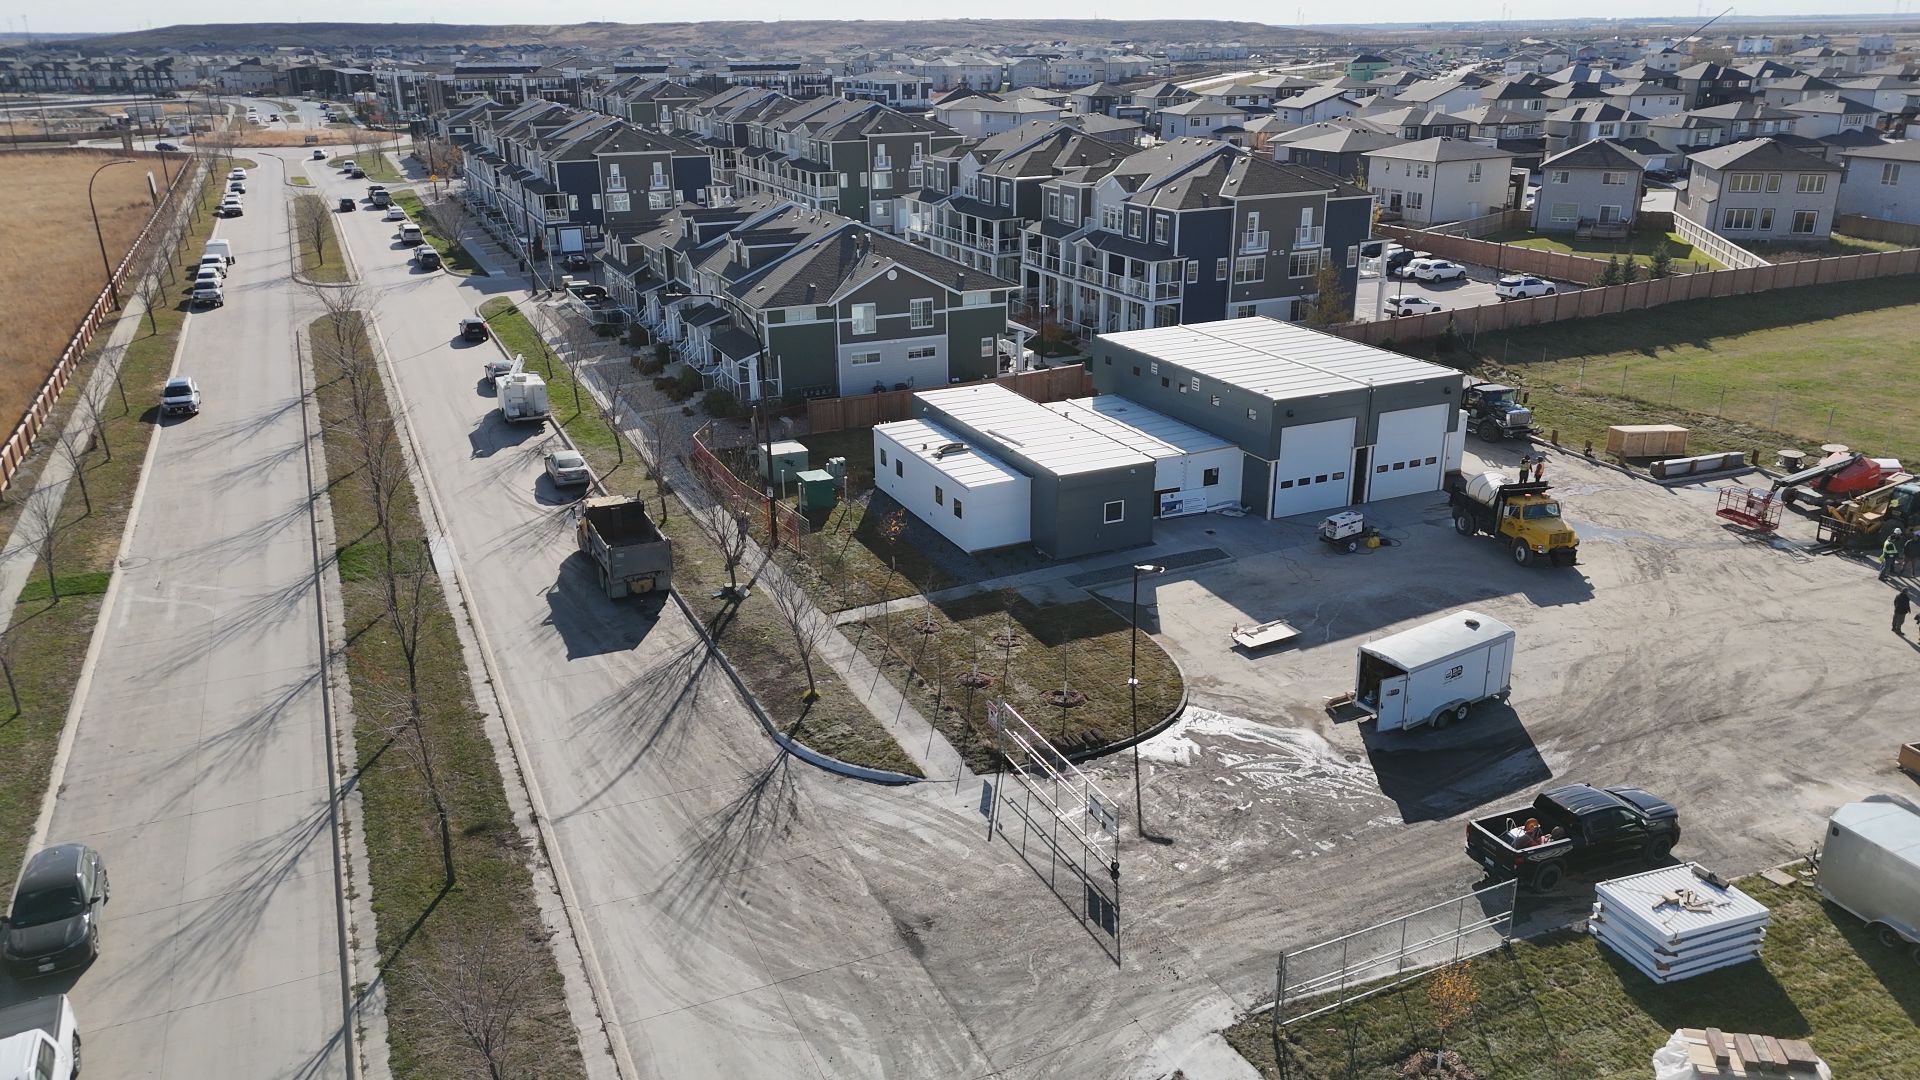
[1448,469,1579,567]
[1466,784,1681,892]
[1462,382,1537,442]
[574,496,672,599]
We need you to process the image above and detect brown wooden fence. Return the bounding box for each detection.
[1836,213,1920,248]
[805,365,1094,434]
[0,153,200,498]
[1333,245,1920,347]
[690,421,808,548]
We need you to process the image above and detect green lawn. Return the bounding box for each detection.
[289,176,310,187]
[1762,233,1910,263]
[1226,873,1920,1080]
[476,300,922,777]
[308,311,585,1078]
[392,190,485,276]
[328,151,402,182]
[0,168,220,890]
[1484,229,1722,272]
[1443,274,1920,465]
[292,193,349,283]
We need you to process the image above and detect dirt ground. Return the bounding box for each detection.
[1052,443,1912,1012]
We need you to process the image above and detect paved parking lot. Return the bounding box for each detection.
[1353,262,1582,322]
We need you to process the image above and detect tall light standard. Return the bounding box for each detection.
[89,158,134,309]
[1128,562,1166,835]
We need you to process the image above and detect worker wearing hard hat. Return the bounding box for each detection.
[1884,529,1904,581]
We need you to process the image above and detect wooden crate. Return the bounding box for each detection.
[1607,424,1690,458]
[1900,741,1920,776]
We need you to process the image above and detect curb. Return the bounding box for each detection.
[494,305,927,787]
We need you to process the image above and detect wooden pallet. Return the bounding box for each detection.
[1680,1027,1823,1077]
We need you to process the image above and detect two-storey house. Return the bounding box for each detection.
[1673,62,1755,109]
[1543,103,1652,154]
[1269,86,1362,130]
[1022,139,1373,336]
[1363,137,1516,225]
[1351,104,1473,141]
[1648,102,1800,155]
[1837,141,1920,224]
[1533,139,1646,233]
[1678,138,1842,242]
[1603,80,1689,119]
[1279,126,1400,182]
[1154,99,1249,143]
[1781,95,1882,139]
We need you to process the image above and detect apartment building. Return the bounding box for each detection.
[1022,139,1374,336]
[729,96,964,232]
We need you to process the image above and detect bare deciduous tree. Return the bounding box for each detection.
[17,493,66,603]
[766,567,834,702]
[55,428,93,515]
[694,494,754,600]
[77,371,117,460]
[136,265,173,335]
[297,194,329,267]
[400,926,551,1080]
[0,630,19,717]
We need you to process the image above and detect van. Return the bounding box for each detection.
[203,239,233,265]
[399,223,422,246]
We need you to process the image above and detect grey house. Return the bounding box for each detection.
[1679,138,1843,242]
[1838,140,1920,224]
[1533,140,1646,234]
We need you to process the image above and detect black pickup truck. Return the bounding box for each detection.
[1466,784,1680,892]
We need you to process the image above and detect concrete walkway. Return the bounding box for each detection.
[505,288,976,784]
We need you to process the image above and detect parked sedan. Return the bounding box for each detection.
[383,206,407,222]
[544,449,592,487]
[1385,295,1444,318]
[337,197,356,212]
[1387,249,1432,277]
[1494,275,1558,300]
[154,141,179,152]
[1,844,109,978]
[1408,258,1467,283]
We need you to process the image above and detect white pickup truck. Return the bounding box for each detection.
[0,995,79,1079]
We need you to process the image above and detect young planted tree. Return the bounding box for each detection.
[54,428,93,515]
[0,630,19,717]
[1650,242,1674,280]
[1598,254,1622,286]
[136,264,174,335]
[77,373,117,461]
[401,925,552,1080]
[695,494,755,600]
[18,492,66,603]
[298,194,330,268]
[1622,255,1642,284]
[1303,261,1355,327]
[766,567,834,703]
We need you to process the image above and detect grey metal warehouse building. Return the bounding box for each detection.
[911,384,1156,559]
[1091,318,1467,518]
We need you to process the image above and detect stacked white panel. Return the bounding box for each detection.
[1587,863,1769,984]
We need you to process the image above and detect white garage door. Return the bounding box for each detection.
[1270,417,1355,518]
[1368,404,1449,502]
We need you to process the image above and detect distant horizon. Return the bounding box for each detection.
[4,7,1909,41]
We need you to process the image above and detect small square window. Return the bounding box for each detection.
[1133,366,1141,376]
[1203,467,1220,486]
[1392,462,1405,471]
[1161,377,1170,388]
[895,460,903,477]
[1333,472,1345,481]
[1211,395,1221,406]
[1315,474,1328,484]
[1104,356,1112,365]
[1247,408,1258,421]
[953,499,963,518]
[1407,460,1419,469]
[1280,480,1294,489]
[1376,464,1388,473]
[1298,477,1310,487]
[1425,456,1437,465]
[1103,500,1125,524]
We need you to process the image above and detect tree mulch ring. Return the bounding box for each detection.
[989,631,1022,650]
[1044,688,1087,708]
[956,670,994,689]
[910,619,940,636]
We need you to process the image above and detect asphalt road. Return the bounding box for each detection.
[1354,263,1579,322]
[2,150,351,1078]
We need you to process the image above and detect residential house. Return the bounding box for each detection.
[840,70,935,110]
[1480,73,1560,113]
[1154,98,1248,143]
[1548,64,1623,87]
[1363,137,1516,225]
[1345,54,1391,81]
[1279,126,1401,183]
[595,77,702,131]
[933,93,1065,139]
[1836,75,1920,115]
[1672,62,1755,109]
[1387,75,1490,114]
[1736,36,1776,56]
[1004,56,1050,90]
[1782,96,1882,139]
[1789,47,1873,76]
[1453,105,1547,143]
[1068,81,1129,117]
[592,125,720,231]
[730,96,964,232]
[1543,103,1651,155]
[1837,140,1920,224]
[607,196,1019,401]
[1678,138,1842,242]
[218,59,279,94]
[904,118,1137,281]
[1541,82,1613,106]
[1269,86,1361,130]
[1733,59,1805,89]
[1022,139,1374,335]
[1129,81,1196,113]
[1533,139,1645,233]
[1352,104,1473,141]
[1759,74,1842,108]
[1648,102,1800,155]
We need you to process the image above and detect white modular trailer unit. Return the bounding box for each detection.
[1040,396,1243,517]
[874,418,1032,554]
[1588,863,1770,984]
[1817,796,1920,946]
[1354,610,1516,731]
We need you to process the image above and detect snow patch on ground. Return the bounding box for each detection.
[1140,707,1386,806]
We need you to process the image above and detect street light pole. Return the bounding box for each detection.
[89,158,134,309]
[1128,562,1166,835]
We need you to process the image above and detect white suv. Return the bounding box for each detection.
[1409,258,1467,282]
[161,377,202,415]
[1385,295,1443,317]
[1494,275,1557,300]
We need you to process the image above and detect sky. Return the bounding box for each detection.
[18,2,1895,36]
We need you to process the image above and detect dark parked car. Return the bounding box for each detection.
[459,317,491,342]
[2,844,109,978]
[338,197,356,212]
[1645,168,1680,184]
[347,167,365,179]
[154,141,179,152]
[562,252,592,271]
[415,248,443,271]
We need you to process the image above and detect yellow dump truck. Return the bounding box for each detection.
[1448,470,1579,567]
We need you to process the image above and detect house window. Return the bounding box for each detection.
[1215,258,1228,281]
[980,336,994,357]
[895,460,904,477]
[1551,202,1579,222]
[873,171,891,190]
[1598,205,1624,223]
[1233,256,1264,283]
[850,350,882,365]
[910,298,934,329]
[878,448,887,466]
[649,192,672,210]
[1186,260,1199,283]
[1203,467,1220,486]
[851,304,877,334]
[1288,250,1320,278]
[907,345,937,360]
[1045,190,1060,218]
[1728,173,1762,193]
[1153,215,1168,244]
[1248,408,1258,421]
[607,192,631,213]
[1127,209,1143,237]
[1346,247,1358,268]
[1722,207,1758,230]
[1468,163,1482,182]
[1406,192,1424,210]
[591,194,602,210]
[953,499,963,518]
[1759,208,1775,231]
[1791,210,1819,234]
[1765,173,1783,193]
[1103,500,1125,524]
[1101,205,1121,231]
[1601,171,1629,186]
[1550,170,1572,185]
[934,486,944,505]
[1797,173,1827,193]
[1414,163,1431,178]
[1881,163,1903,185]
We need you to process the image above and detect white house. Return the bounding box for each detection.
[1838,141,1920,225]
[1270,86,1361,130]
[1155,99,1248,142]
[1363,137,1515,226]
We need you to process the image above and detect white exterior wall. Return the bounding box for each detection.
[839,335,947,395]
[873,425,1031,553]
[1154,447,1243,517]
[1270,417,1355,518]
[1367,403,1449,501]
[1838,155,1920,224]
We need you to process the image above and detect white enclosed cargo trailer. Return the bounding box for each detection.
[1353,609,1516,731]
[1817,795,1920,952]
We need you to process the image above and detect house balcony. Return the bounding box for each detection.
[1035,258,1183,301]
[1240,230,1269,254]
[1294,226,1324,248]
[923,223,1022,253]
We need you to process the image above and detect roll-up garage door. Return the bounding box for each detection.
[1269,417,1355,518]
[1368,404,1448,502]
